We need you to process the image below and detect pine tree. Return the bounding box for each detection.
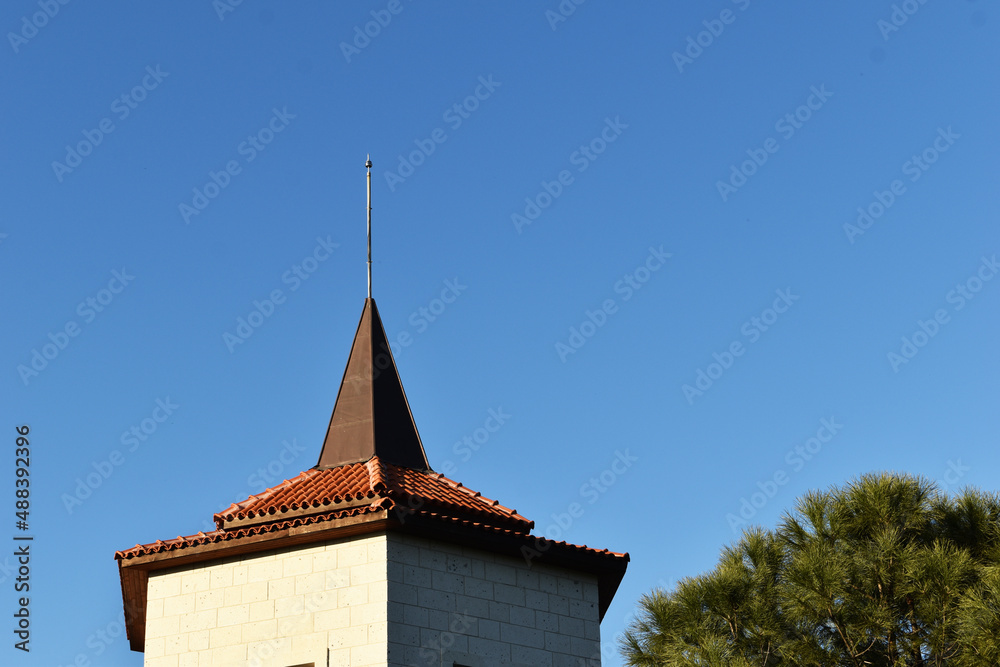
[621,473,1000,666]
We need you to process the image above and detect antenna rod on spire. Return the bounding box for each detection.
[366,154,372,299]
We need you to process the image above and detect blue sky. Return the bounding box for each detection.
[1,1,998,665]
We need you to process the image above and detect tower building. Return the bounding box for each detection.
[115,163,629,667]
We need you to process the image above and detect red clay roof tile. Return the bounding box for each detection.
[114,498,626,564]
[115,456,541,561]
[212,456,531,531]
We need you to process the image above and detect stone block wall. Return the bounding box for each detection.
[141,531,603,667]
[386,533,602,667]
[142,534,389,667]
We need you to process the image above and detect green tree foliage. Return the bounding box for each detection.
[620,473,1000,667]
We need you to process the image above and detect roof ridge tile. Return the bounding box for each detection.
[366,456,388,494]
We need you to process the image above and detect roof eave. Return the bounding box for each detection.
[390,511,629,621]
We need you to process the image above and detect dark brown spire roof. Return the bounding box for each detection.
[316,297,430,470]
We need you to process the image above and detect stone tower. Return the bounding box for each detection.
[115,298,629,666]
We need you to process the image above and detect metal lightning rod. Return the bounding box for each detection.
[366,154,372,299]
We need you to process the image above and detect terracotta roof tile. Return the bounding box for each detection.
[115,456,538,561]
[114,499,626,565]
[211,456,531,532]
[115,503,386,561]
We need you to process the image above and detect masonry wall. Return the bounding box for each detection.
[142,531,604,667]
[386,533,603,667]
[142,533,390,667]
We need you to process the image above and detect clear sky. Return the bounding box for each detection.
[2,1,998,665]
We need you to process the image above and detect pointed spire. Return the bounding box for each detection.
[316,157,429,470]
[316,298,430,470]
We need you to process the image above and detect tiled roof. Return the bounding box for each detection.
[114,503,385,560]
[115,456,534,561]
[217,456,531,531]
[114,501,625,564]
